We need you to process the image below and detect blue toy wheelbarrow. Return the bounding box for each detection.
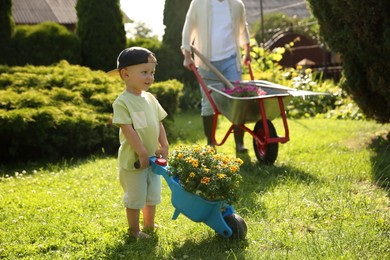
[148,156,247,239]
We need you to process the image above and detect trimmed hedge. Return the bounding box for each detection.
[8,22,80,66]
[0,61,183,163]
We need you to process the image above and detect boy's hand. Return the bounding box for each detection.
[138,154,150,169]
[155,146,168,160]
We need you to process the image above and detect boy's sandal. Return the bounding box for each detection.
[142,224,159,233]
[128,229,151,240]
[136,231,150,239]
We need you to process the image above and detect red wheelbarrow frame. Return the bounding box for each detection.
[190,63,290,152]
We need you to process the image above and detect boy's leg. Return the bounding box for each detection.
[142,205,156,230]
[126,208,141,236]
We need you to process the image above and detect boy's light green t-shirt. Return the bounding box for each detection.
[112,91,167,171]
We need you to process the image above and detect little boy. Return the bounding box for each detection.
[110,47,169,239]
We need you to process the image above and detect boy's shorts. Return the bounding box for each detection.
[119,166,161,209]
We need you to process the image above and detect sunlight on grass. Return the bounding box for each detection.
[1,113,389,259]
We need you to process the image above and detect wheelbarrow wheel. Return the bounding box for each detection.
[253,119,278,165]
[224,213,247,240]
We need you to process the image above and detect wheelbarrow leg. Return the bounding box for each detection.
[172,209,181,220]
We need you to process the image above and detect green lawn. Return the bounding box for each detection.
[1,111,389,259]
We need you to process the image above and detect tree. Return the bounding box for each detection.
[307,0,390,123]
[0,0,15,64]
[76,0,126,71]
[162,0,193,82]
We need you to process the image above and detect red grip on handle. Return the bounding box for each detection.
[155,158,167,166]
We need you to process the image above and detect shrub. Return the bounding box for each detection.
[0,61,182,163]
[10,22,80,66]
[149,80,183,119]
[284,68,364,120]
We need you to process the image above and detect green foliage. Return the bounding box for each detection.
[245,40,287,83]
[0,0,14,64]
[284,68,364,120]
[168,144,243,204]
[243,42,363,121]
[0,61,182,163]
[306,0,390,123]
[149,80,183,119]
[162,0,195,83]
[76,0,126,71]
[0,61,120,162]
[251,12,320,45]
[9,22,80,66]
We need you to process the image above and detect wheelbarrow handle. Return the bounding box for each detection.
[245,60,254,80]
[191,46,235,90]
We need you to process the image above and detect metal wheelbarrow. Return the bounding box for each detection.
[149,156,247,239]
[190,46,323,164]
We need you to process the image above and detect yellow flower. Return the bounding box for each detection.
[230,165,239,173]
[235,158,244,165]
[192,159,199,167]
[168,144,243,204]
[217,173,226,179]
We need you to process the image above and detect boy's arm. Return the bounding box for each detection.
[156,122,169,159]
[120,124,149,168]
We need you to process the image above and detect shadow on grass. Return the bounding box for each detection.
[368,131,390,196]
[236,152,320,218]
[103,232,160,259]
[168,236,249,259]
[103,230,248,259]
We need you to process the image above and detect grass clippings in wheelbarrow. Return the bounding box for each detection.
[223,81,267,97]
[168,144,243,204]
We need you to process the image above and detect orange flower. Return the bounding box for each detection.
[201,177,210,184]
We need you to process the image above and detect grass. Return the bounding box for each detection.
[1,110,389,259]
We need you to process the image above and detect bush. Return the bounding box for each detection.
[9,22,80,66]
[283,68,364,120]
[149,80,183,119]
[307,0,390,123]
[0,61,182,163]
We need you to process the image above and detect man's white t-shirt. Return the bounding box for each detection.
[210,0,236,61]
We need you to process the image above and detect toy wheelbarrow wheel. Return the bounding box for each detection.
[223,213,247,240]
[253,119,279,164]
